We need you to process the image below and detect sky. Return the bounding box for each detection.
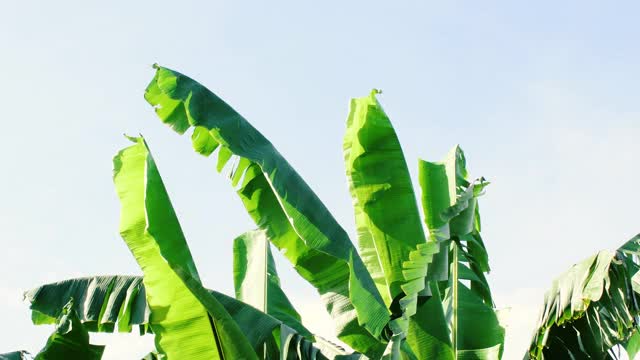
[1,1,639,359]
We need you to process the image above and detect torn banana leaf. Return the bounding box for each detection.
[24,276,149,334]
[25,276,272,351]
[343,89,427,308]
[144,65,389,357]
[113,136,257,360]
[401,243,454,360]
[0,351,32,360]
[416,146,504,359]
[27,275,364,359]
[34,300,104,360]
[527,234,640,359]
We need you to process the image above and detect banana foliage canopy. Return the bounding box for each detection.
[6,66,640,360]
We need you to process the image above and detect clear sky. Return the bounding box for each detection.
[1,1,639,359]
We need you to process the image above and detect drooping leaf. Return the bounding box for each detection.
[34,300,104,360]
[233,229,312,338]
[527,234,640,359]
[24,276,149,334]
[113,136,257,359]
[144,65,389,357]
[0,351,32,360]
[343,89,427,307]
[27,275,367,359]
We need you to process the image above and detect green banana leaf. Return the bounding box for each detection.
[25,276,149,334]
[113,136,257,359]
[233,229,312,338]
[26,275,362,359]
[25,276,274,350]
[417,146,504,359]
[275,325,319,360]
[34,300,104,360]
[401,244,454,360]
[312,337,367,360]
[0,351,32,360]
[140,351,164,360]
[527,234,640,359]
[144,65,389,357]
[26,267,316,351]
[624,332,640,359]
[343,89,427,308]
[374,241,442,360]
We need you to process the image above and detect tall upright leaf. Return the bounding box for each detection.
[527,235,640,359]
[113,136,257,359]
[343,89,427,307]
[233,229,312,338]
[144,65,389,357]
[417,146,503,359]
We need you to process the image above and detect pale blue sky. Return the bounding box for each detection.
[1,1,639,358]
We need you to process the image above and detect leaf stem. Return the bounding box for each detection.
[452,241,458,359]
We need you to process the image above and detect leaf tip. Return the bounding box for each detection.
[123,133,141,143]
[122,134,147,144]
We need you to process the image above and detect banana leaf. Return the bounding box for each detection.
[312,337,367,360]
[113,136,257,359]
[343,89,427,308]
[0,351,32,360]
[400,243,454,360]
[26,275,362,359]
[416,146,503,359]
[26,276,275,350]
[144,65,389,357]
[233,229,312,338]
[25,276,149,334]
[140,351,164,360]
[527,234,640,359]
[34,300,104,360]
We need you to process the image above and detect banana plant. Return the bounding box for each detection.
[5,65,640,359]
[527,235,640,359]
[139,65,506,359]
